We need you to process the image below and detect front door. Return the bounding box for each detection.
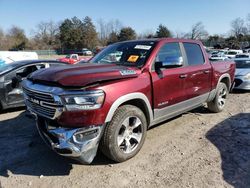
[151,42,187,119]
[5,64,45,105]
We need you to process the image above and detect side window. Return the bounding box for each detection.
[72,55,78,60]
[183,43,204,66]
[156,42,183,65]
[12,64,44,80]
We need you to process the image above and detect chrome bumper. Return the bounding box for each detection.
[37,118,104,164]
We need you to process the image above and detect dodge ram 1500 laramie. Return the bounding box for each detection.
[22,38,235,164]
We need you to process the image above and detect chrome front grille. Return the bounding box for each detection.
[23,87,54,103]
[26,100,56,118]
[23,87,62,119]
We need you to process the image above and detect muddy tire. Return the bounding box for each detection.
[100,105,147,162]
[207,82,228,113]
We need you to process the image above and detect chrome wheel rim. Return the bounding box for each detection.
[117,116,143,154]
[218,87,227,108]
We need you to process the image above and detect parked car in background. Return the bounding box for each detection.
[23,38,235,164]
[82,48,93,56]
[233,58,250,90]
[209,52,228,61]
[243,48,250,53]
[235,53,250,58]
[0,51,38,64]
[0,60,67,111]
[57,54,92,64]
[225,50,243,59]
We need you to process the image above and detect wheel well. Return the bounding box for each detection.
[121,99,151,126]
[220,77,230,90]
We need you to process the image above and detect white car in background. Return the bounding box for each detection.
[0,51,38,64]
[233,58,250,90]
[225,50,243,59]
[209,52,228,61]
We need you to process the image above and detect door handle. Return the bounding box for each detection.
[203,70,210,74]
[179,74,187,79]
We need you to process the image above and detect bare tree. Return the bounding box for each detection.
[247,13,250,34]
[187,22,208,40]
[174,30,187,38]
[0,28,5,50]
[6,26,28,50]
[97,19,122,46]
[231,17,247,38]
[137,29,155,39]
[32,21,59,49]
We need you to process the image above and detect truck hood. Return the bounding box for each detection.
[29,63,140,87]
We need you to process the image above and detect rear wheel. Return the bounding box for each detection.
[100,105,147,162]
[207,82,228,113]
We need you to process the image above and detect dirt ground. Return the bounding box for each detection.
[0,91,249,188]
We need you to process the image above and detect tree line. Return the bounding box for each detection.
[0,14,250,51]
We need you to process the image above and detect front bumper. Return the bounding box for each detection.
[37,117,104,164]
[234,77,250,90]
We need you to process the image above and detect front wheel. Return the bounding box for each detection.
[207,82,228,113]
[100,105,147,162]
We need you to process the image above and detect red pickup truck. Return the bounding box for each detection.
[23,38,235,164]
[57,54,92,64]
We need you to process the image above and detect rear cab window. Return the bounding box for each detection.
[183,43,205,66]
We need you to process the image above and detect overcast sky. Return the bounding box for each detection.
[0,0,249,36]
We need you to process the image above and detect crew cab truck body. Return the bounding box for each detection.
[22,38,235,164]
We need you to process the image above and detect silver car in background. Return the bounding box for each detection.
[234,58,250,90]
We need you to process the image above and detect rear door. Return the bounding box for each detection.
[182,42,212,100]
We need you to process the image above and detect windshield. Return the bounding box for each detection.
[235,60,250,68]
[0,63,17,75]
[65,55,70,58]
[227,51,237,55]
[89,41,157,67]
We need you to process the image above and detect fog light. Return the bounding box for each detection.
[73,129,98,143]
[75,133,85,142]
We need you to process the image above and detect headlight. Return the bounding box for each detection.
[61,90,105,111]
[244,73,250,80]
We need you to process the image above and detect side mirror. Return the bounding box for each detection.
[155,56,183,69]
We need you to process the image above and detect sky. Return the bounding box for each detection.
[0,0,250,37]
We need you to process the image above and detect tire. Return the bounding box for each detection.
[100,105,147,162]
[207,82,228,113]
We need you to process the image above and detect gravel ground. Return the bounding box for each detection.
[0,91,249,188]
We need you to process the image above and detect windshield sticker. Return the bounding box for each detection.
[120,70,136,76]
[127,55,139,63]
[134,45,152,50]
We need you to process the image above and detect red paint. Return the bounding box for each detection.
[57,55,92,64]
[30,38,235,128]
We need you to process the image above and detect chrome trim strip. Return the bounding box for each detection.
[151,93,210,126]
